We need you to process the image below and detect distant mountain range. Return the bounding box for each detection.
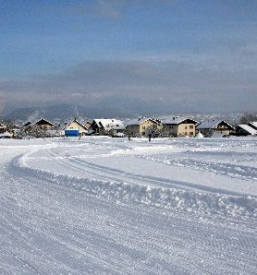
[2,95,167,121]
[3,104,119,121]
[2,102,242,125]
[2,101,153,121]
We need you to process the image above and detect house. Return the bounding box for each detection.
[90,119,125,135]
[196,120,234,137]
[235,124,257,136]
[0,122,7,134]
[161,117,198,137]
[23,118,54,137]
[125,117,159,137]
[63,118,88,137]
[25,118,53,131]
[84,121,92,130]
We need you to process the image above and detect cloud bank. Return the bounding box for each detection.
[1,0,257,117]
[1,56,257,116]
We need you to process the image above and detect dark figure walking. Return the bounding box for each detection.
[148,133,152,142]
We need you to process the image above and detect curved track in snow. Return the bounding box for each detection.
[0,137,257,274]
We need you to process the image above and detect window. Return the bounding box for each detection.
[190,132,194,136]
[190,125,193,129]
[185,126,187,129]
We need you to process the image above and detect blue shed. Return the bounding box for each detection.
[65,129,80,137]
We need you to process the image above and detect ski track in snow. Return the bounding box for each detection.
[0,137,257,274]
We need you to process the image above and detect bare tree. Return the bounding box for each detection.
[239,112,257,124]
[26,124,47,138]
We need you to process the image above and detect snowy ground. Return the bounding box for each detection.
[0,136,257,274]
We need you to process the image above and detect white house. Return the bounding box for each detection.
[197,120,234,137]
[90,119,125,135]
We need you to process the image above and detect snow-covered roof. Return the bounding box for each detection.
[93,119,125,130]
[26,118,53,127]
[63,119,87,130]
[249,122,257,130]
[162,117,198,125]
[197,120,233,129]
[238,125,257,135]
[125,117,156,126]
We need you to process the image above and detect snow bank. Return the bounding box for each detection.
[14,155,257,219]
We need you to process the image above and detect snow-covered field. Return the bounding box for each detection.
[1,136,257,274]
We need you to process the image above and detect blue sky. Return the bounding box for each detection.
[0,0,257,115]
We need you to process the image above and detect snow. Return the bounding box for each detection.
[0,131,13,138]
[161,117,197,125]
[210,132,225,138]
[238,124,257,135]
[112,132,125,137]
[195,132,204,138]
[198,119,233,130]
[93,119,125,130]
[125,117,153,126]
[250,121,257,129]
[1,137,257,274]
